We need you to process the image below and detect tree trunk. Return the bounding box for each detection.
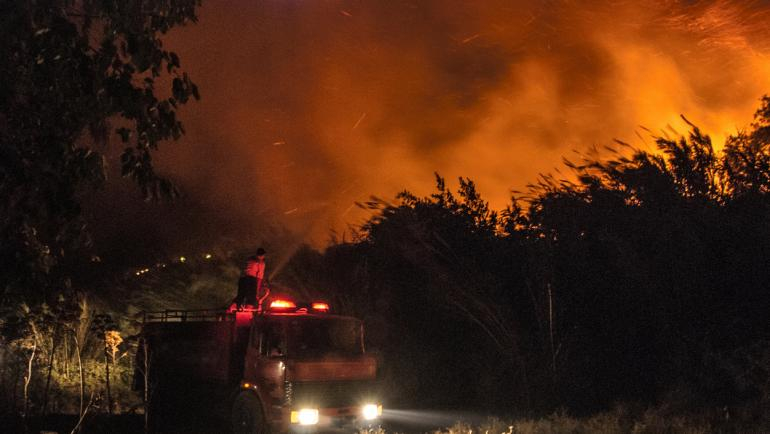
[548,283,556,378]
[73,333,85,425]
[143,338,150,434]
[23,328,38,434]
[104,339,112,415]
[64,333,69,380]
[69,390,94,434]
[0,348,6,412]
[43,323,60,415]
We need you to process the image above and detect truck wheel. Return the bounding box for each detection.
[232,392,268,434]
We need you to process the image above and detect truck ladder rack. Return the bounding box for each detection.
[143,309,235,323]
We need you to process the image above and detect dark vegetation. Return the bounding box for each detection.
[0,0,200,307]
[2,1,770,433]
[0,1,201,432]
[277,104,770,427]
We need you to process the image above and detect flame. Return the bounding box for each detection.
[146,0,770,245]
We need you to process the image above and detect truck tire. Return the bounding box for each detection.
[231,392,268,434]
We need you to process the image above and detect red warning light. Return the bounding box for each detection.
[270,299,297,310]
[311,302,330,312]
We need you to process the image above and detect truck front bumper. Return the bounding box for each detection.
[286,405,383,432]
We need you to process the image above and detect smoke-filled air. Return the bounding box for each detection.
[127,0,770,246]
[7,0,770,432]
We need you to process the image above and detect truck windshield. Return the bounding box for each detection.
[287,318,363,358]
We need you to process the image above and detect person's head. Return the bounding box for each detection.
[256,247,266,258]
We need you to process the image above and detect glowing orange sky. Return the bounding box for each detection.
[144,0,770,246]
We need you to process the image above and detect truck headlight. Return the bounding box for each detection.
[362,404,382,421]
[291,408,319,425]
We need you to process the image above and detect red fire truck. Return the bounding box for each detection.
[135,298,382,433]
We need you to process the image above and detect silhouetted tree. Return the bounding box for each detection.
[0,0,201,304]
[281,96,770,416]
[520,98,770,411]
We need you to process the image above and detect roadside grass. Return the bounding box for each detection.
[431,405,769,434]
[9,403,770,434]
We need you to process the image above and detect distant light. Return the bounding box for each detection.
[179,256,186,263]
[135,271,141,276]
[204,253,212,259]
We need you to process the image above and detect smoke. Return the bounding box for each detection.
[107,0,770,248]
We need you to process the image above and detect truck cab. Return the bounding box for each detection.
[137,298,382,434]
[235,300,381,433]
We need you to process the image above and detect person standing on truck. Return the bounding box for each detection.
[234,248,267,308]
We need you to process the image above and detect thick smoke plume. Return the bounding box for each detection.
[94,0,770,253]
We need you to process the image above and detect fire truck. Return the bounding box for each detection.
[135,297,382,433]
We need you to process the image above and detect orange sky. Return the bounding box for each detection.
[115,0,770,248]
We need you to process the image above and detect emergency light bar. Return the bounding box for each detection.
[311,302,330,312]
[269,299,297,310]
[267,299,331,313]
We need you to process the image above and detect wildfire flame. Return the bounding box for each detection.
[133,0,770,244]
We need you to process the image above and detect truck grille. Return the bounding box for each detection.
[283,380,293,406]
[290,380,377,408]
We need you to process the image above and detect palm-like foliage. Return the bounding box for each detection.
[283,97,770,414]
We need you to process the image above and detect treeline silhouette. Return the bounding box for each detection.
[4,86,770,428]
[278,98,770,419]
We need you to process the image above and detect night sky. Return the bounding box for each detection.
[89,0,770,261]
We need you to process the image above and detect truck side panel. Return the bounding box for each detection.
[145,320,240,383]
[139,318,254,432]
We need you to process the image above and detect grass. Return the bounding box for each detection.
[431,405,769,434]
[4,404,769,434]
